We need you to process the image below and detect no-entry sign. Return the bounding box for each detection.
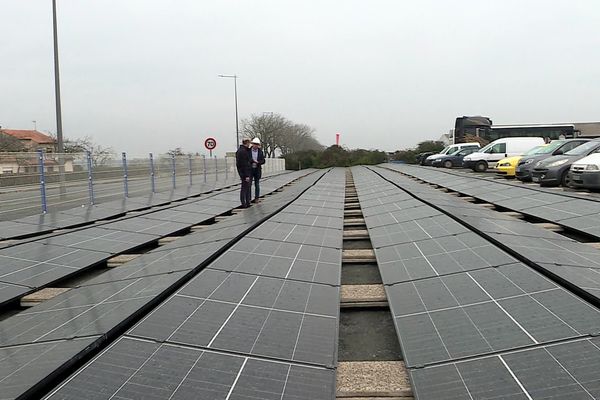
[204,137,217,151]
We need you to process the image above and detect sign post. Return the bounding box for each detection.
[204,137,217,158]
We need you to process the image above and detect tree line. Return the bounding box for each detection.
[242,113,323,157]
[283,145,387,169]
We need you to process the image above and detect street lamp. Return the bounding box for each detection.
[218,74,239,148]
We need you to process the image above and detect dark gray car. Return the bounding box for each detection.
[515,139,590,181]
[530,140,600,186]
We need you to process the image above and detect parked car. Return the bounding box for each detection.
[568,152,600,190]
[432,148,479,168]
[531,140,600,186]
[462,137,545,172]
[515,139,591,181]
[496,145,547,178]
[423,142,480,166]
[417,152,435,165]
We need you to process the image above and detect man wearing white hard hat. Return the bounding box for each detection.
[250,137,265,203]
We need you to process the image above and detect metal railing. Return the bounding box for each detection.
[0,151,286,220]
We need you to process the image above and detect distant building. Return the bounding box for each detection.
[0,128,74,175]
[0,129,57,152]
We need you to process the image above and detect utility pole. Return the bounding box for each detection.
[52,0,66,198]
[52,0,63,153]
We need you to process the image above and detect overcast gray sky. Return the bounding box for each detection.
[2,0,599,155]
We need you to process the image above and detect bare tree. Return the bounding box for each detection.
[242,113,322,157]
[167,147,185,157]
[55,135,115,166]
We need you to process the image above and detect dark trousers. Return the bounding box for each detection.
[240,178,251,206]
[251,168,261,199]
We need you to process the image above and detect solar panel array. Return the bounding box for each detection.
[43,168,345,400]
[376,166,600,308]
[352,166,600,399]
[387,163,600,239]
[0,171,313,308]
[0,169,326,399]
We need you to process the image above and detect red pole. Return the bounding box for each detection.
[336,133,340,146]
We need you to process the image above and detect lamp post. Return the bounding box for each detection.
[218,74,239,147]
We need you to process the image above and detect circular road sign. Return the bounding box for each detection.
[204,137,217,151]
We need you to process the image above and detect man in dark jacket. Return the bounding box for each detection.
[236,138,252,208]
[249,137,266,203]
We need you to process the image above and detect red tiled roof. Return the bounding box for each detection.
[0,129,56,144]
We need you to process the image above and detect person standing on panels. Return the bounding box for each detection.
[236,138,252,208]
[250,137,265,203]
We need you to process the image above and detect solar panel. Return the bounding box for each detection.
[208,237,341,286]
[58,205,127,222]
[374,232,517,284]
[292,198,345,209]
[0,280,30,307]
[386,263,600,367]
[282,204,343,218]
[129,269,339,367]
[0,336,100,400]
[493,192,569,211]
[12,212,86,230]
[364,205,443,228]
[45,337,335,400]
[558,214,600,237]
[460,215,572,241]
[410,337,600,400]
[269,212,344,230]
[83,240,233,285]
[0,220,55,240]
[248,221,342,249]
[101,217,191,236]
[0,271,187,347]
[493,234,600,269]
[0,243,109,288]
[142,209,215,224]
[360,199,424,218]
[368,214,469,248]
[38,227,159,254]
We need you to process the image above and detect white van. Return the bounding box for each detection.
[462,137,545,172]
[424,142,480,165]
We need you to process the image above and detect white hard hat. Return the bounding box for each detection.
[251,137,261,144]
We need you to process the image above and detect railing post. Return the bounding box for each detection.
[86,150,95,205]
[215,156,218,181]
[202,155,207,183]
[122,152,129,198]
[171,154,176,189]
[188,154,193,186]
[37,149,48,214]
[149,153,156,193]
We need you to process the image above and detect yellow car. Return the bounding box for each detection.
[496,145,548,178]
[496,156,522,177]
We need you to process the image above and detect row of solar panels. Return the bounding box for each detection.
[387,163,600,239]
[39,168,346,400]
[0,176,246,241]
[0,171,315,308]
[0,169,325,399]
[378,165,600,309]
[352,166,600,400]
